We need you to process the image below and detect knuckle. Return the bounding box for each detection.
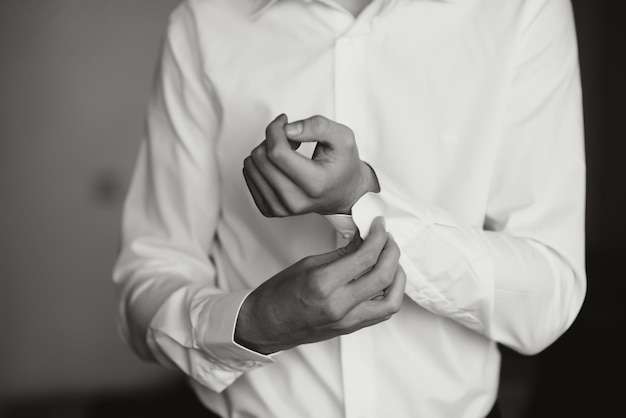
[379,306,395,320]
[266,114,288,139]
[386,296,403,316]
[305,280,328,299]
[307,181,325,198]
[307,268,332,297]
[338,124,355,146]
[310,114,326,129]
[358,246,380,268]
[322,302,345,322]
[284,197,306,214]
[310,115,331,137]
[266,145,285,163]
[251,145,265,162]
[390,302,402,316]
[265,121,279,138]
[376,271,394,290]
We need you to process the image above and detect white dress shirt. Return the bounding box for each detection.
[113,0,586,417]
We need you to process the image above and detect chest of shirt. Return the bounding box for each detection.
[194,0,521,224]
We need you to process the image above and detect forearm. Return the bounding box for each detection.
[117,273,189,361]
[401,219,583,353]
[482,230,583,353]
[349,182,585,354]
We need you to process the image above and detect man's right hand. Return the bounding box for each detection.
[234,217,406,355]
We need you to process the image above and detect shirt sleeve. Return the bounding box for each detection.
[112,3,273,393]
[350,0,586,355]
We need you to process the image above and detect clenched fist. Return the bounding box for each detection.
[243,114,380,216]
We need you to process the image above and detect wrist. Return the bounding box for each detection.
[338,162,380,215]
[234,294,267,354]
[234,292,284,355]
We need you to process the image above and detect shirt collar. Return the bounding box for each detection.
[251,0,305,18]
[250,0,453,19]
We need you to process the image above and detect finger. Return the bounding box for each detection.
[380,264,407,305]
[313,232,363,266]
[371,238,405,302]
[243,158,288,217]
[294,234,365,301]
[337,265,406,332]
[245,156,289,217]
[250,141,311,214]
[311,217,387,289]
[331,216,388,283]
[264,114,322,195]
[305,233,362,271]
[243,167,270,216]
[345,233,401,303]
[284,114,354,150]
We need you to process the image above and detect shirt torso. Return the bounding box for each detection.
[187,0,523,416]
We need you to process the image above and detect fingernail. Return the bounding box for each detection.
[377,216,386,228]
[285,121,303,136]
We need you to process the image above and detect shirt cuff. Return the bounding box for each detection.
[352,168,430,242]
[322,214,358,240]
[194,289,275,369]
[351,168,486,331]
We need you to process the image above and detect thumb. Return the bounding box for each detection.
[284,115,353,149]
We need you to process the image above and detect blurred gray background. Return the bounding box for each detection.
[0,0,182,409]
[0,1,622,417]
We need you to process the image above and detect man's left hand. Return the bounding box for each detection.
[243,114,379,217]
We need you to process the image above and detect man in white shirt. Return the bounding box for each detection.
[113,0,586,417]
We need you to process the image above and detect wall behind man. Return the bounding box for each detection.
[0,0,183,401]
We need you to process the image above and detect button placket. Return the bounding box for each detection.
[334,33,375,418]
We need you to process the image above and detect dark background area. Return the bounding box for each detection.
[0,1,623,417]
[518,1,626,416]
